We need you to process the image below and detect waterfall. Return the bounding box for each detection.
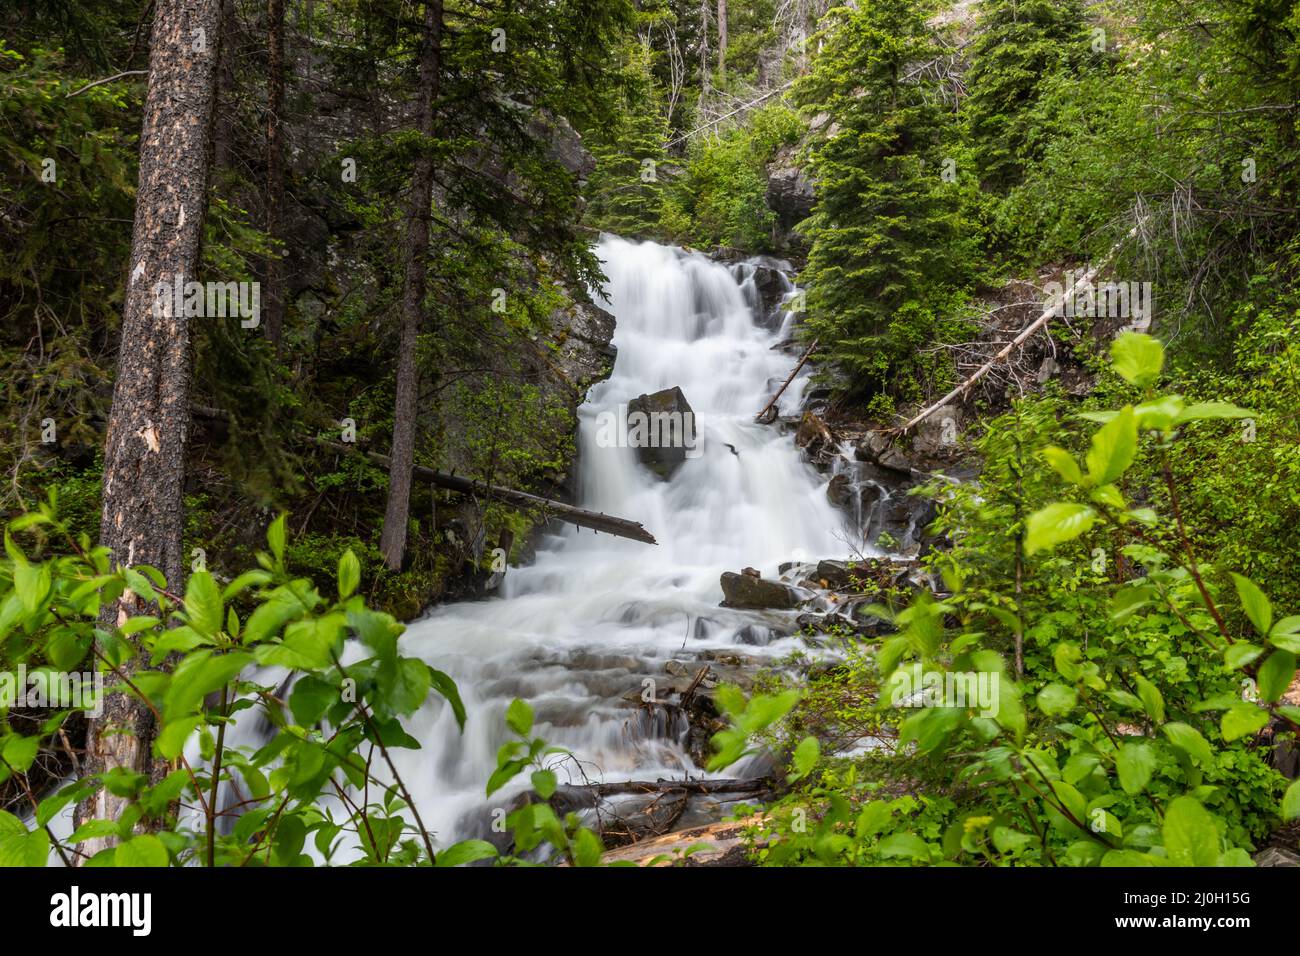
[175,236,857,857]
[384,236,852,846]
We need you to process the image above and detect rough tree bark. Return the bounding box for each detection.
[263,0,286,346]
[698,0,710,93]
[78,0,224,858]
[717,0,727,80]
[379,0,443,571]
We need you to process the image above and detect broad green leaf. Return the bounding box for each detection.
[505,698,533,736]
[1225,642,1265,670]
[1271,615,1300,637]
[1220,703,1269,741]
[1036,683,1077,716]
[1257,650,1296,703]
[1041,446,1083,485]
[429,669,466,731]
[1025,503,1097,554]
[2,735,39,773]
[788,735,820,782]
[1111,332,1164,388]
[1231,573,1272,637]
[1116,742,1157,795]
[1085,406,1138,487]
[1132,395,1185,431]
[155,716,201,760]
[877,832,931,862]
[163,650,252,721]
[115,834,168,867]
[0,811,47,866]
[1162,796,1220,867]
[289,675,339,725]
[267,513,288,563]
[337,549,360,600]
[183,571,223,636]
[435,839,499,867]
[1163,722,1213,767]
[530,769,557,799]
[1175,402,1253,423]
[1284,780,1300,821]
[1134,674,1165,724]
[572,827,604,867]
[222,569,273,601]
[13,561,51,613]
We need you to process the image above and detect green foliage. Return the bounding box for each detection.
[663,105,803,251]
[962,0,1098,192]
[730,336,1295,866]
[0,502,617,866]
[793,1,973,398]
[584,43,673,239]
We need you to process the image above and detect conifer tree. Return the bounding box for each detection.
[584,45,672,239]
[795,0,966,397]
[963,0,1094,191]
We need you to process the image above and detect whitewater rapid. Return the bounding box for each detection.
[388,236,853,846]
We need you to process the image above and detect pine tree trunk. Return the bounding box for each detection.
[699,0,710,93]
[379,0,442,572]
[79,0,224,858]
[212,0,238,168]
[717,0,727,80]
[263,0,286,346]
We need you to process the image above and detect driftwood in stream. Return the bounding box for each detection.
[314,439,658,545]
[579,777,773,798]
[756,338,818,423]
[188,405,658,545]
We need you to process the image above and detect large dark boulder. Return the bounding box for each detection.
[627,386,697,480]
[766,144,816,238]
[720,571,802,610]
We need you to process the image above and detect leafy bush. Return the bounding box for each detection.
[0,508,607,866]
[712,335,1299,865]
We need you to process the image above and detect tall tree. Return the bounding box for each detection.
[263,0,286,346]
[379,0,443,571]
[716,0,727,79]
[795,0,967,397]
[963,0,1093,191]
[81,0,225,850]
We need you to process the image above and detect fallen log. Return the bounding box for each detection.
[579,777,774,798]
[894,223,1141,435]
[189,405,658,545]
[755,338,818,423]
[314,438,658,545]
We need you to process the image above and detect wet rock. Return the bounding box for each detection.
[766,143,816,241]
[795,411,837,467]
[749,263,792,330]
[720,571,802,609]
[1254,846,1300,867]
[911,405,962,460]
[796,611,857,635]
[814,559,853,589]
[733,624,780,646]
[626,385,696,480]
[827,473,853,508]
[854,432,913,475]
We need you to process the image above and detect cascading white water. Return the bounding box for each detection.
[385,235,854,847]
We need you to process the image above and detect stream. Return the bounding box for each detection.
[385,236,857,847]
